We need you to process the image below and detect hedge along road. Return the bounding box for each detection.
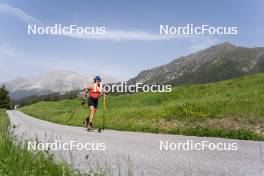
[7,110,264,176]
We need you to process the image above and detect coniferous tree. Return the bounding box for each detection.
[0,85,11,109]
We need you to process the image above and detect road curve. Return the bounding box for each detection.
[7,110,264,176]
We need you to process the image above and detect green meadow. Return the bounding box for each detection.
[21,73,264,140]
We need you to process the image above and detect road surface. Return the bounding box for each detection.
[7,110,264,176]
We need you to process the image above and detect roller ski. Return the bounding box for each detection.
[85,117,102,132]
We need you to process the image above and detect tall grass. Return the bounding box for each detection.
[21,73,264,140]
[0,109,104,176]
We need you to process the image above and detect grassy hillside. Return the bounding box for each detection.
[129,43,264,86]
[0,109,103,175]
[167,47,264,85]
[21,73,264,140]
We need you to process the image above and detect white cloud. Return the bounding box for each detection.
[0,3,222,82]
[65,30,184,41]
[0,3,185,41]
[0,3,43,25]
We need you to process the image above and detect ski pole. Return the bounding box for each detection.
[103,92,106,130]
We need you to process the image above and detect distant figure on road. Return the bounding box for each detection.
[82,76,103,130]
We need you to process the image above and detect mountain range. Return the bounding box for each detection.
[3,42,264,100]
[4,70,115,100]
[128,42,264,85]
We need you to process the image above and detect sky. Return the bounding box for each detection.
[0,0,263,82]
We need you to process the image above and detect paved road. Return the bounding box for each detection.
[7,110,264,176]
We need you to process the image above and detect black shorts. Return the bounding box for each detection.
[87,96,99,108]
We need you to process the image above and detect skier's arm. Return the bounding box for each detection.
[81,88,87,106]
[82,88,88,99]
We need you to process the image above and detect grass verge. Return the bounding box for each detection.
[0,109,104,176]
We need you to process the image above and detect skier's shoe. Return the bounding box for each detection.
[87,122,94,131]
